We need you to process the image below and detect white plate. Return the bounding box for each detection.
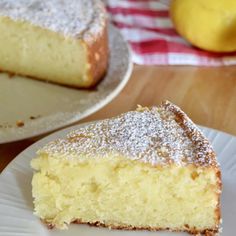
[0,124,236,236]
[0,25,133,144]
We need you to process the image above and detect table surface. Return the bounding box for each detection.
[1,65,236,172]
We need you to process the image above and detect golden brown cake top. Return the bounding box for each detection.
[40,101,218,167]
[0,0,106,38]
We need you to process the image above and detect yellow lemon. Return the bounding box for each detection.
[170,0,236,52]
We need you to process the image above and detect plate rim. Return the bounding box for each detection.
[0,24,133,144]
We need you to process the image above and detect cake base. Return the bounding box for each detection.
[46,219,219,236]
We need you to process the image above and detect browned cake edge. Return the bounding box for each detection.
[161,100,222,231]
[45,219,219,236]
[161,101,217,166]
[84,21,109,88]
[76,220,219,236]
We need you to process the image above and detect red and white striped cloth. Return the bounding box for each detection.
[106,0,236,66]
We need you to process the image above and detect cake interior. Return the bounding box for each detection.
[0,17,91,87]
[31,153,220,231]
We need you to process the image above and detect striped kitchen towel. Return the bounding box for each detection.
[106,0,236,66]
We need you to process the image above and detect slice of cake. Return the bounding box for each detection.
[31,101,221,235]
[0,0,108,88]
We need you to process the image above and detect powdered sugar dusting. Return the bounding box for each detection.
[41,101,217,167]
[0,0,106,38]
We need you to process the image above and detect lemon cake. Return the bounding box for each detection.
[31,101,221,235]
[0,0,108,88]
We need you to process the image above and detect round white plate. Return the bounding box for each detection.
[0,124,235,236]
[0,25,133,144]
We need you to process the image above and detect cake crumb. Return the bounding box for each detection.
[30,115,41,120]
[16,120,24,127]
[8,72,15,78]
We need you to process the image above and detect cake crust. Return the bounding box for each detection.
[77,220,219,236]
[0,0,106,38]
[41,101,220,168]
[45,219,219,236]
[85,22,109,88]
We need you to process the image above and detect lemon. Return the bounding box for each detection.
[170,0,236,52]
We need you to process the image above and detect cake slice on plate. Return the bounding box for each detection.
[0,0,108,88]
[31,101,221,235]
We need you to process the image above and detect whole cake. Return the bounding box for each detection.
[0,0,108,88]
[31,101,221,235]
